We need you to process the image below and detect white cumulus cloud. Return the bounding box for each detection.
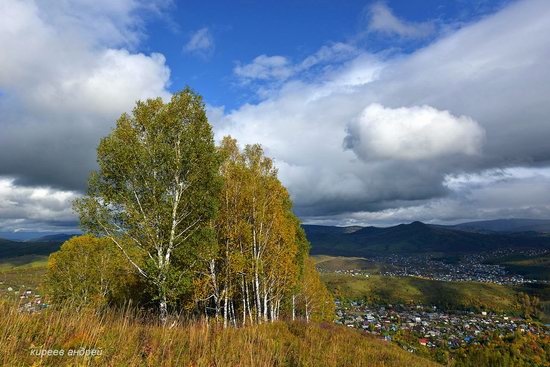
[345,104,485,161]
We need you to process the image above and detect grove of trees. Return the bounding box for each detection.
[48,88,333,325]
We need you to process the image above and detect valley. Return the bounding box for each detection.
[1,219,549,366]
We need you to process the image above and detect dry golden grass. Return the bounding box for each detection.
[0,301,440,367]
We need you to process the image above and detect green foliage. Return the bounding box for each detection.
[39,89,332,326]
[46,235,138,306]
[517,292,541,319]
[74,88,221,317]
[452,332,550,367]
[298,258,335,322]
[199,136,331,324]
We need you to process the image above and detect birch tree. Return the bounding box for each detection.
[74,89,221,322]
[298,258,335,322]
[207,137,311,325]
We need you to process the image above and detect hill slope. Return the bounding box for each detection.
[0,238,62,259]
[0,301,439,367]
[322,273,519,313]
[304,221,550,256]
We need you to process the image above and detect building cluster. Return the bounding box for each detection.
[335,300,549,351]
[0,281,47,312]
[374,249,548,285]
[330,270,369,277]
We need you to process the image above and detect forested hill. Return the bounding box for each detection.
[449,218,550,234]
[304,221,550,256]
[0,238,64,259]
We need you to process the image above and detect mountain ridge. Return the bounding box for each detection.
[304,220,550,256]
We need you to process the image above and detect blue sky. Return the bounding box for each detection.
[2,0,550,232]
[144,0,508,109]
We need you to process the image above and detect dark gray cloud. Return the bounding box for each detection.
[0,178,79,231]
[0,0,171,192]
[0,0,171,231]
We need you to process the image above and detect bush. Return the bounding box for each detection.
[47,235,139,306]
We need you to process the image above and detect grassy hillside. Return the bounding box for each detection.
[0,254,439,366]
[314,255,377,271]
[486,254,550,280]
[0,254,49,270]
[322,273,520,313]
[0,255,48,292]
[0,301,439,367]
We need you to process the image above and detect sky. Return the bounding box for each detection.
[1,0,550,233]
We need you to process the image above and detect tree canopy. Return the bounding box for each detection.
[74,88,221,321]
[60,88,333,325]
[47,235,137,306]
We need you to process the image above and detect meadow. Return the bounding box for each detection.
[0,300,439,367]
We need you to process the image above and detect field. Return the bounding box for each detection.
[314,255,381,272]
[322,273,521,313]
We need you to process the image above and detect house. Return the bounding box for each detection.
[419,338,429,346]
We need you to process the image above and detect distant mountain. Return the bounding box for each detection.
[304,221,550,256]
[0,238,62,259]
[0,231,54,241]
[28,233,79,243]
[449,218,550,234]
[0,232,77,259]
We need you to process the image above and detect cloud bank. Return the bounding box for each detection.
[0,0,171,230]
[2,0,550,230]
[0,0,171,191]
[215,0,550,223]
